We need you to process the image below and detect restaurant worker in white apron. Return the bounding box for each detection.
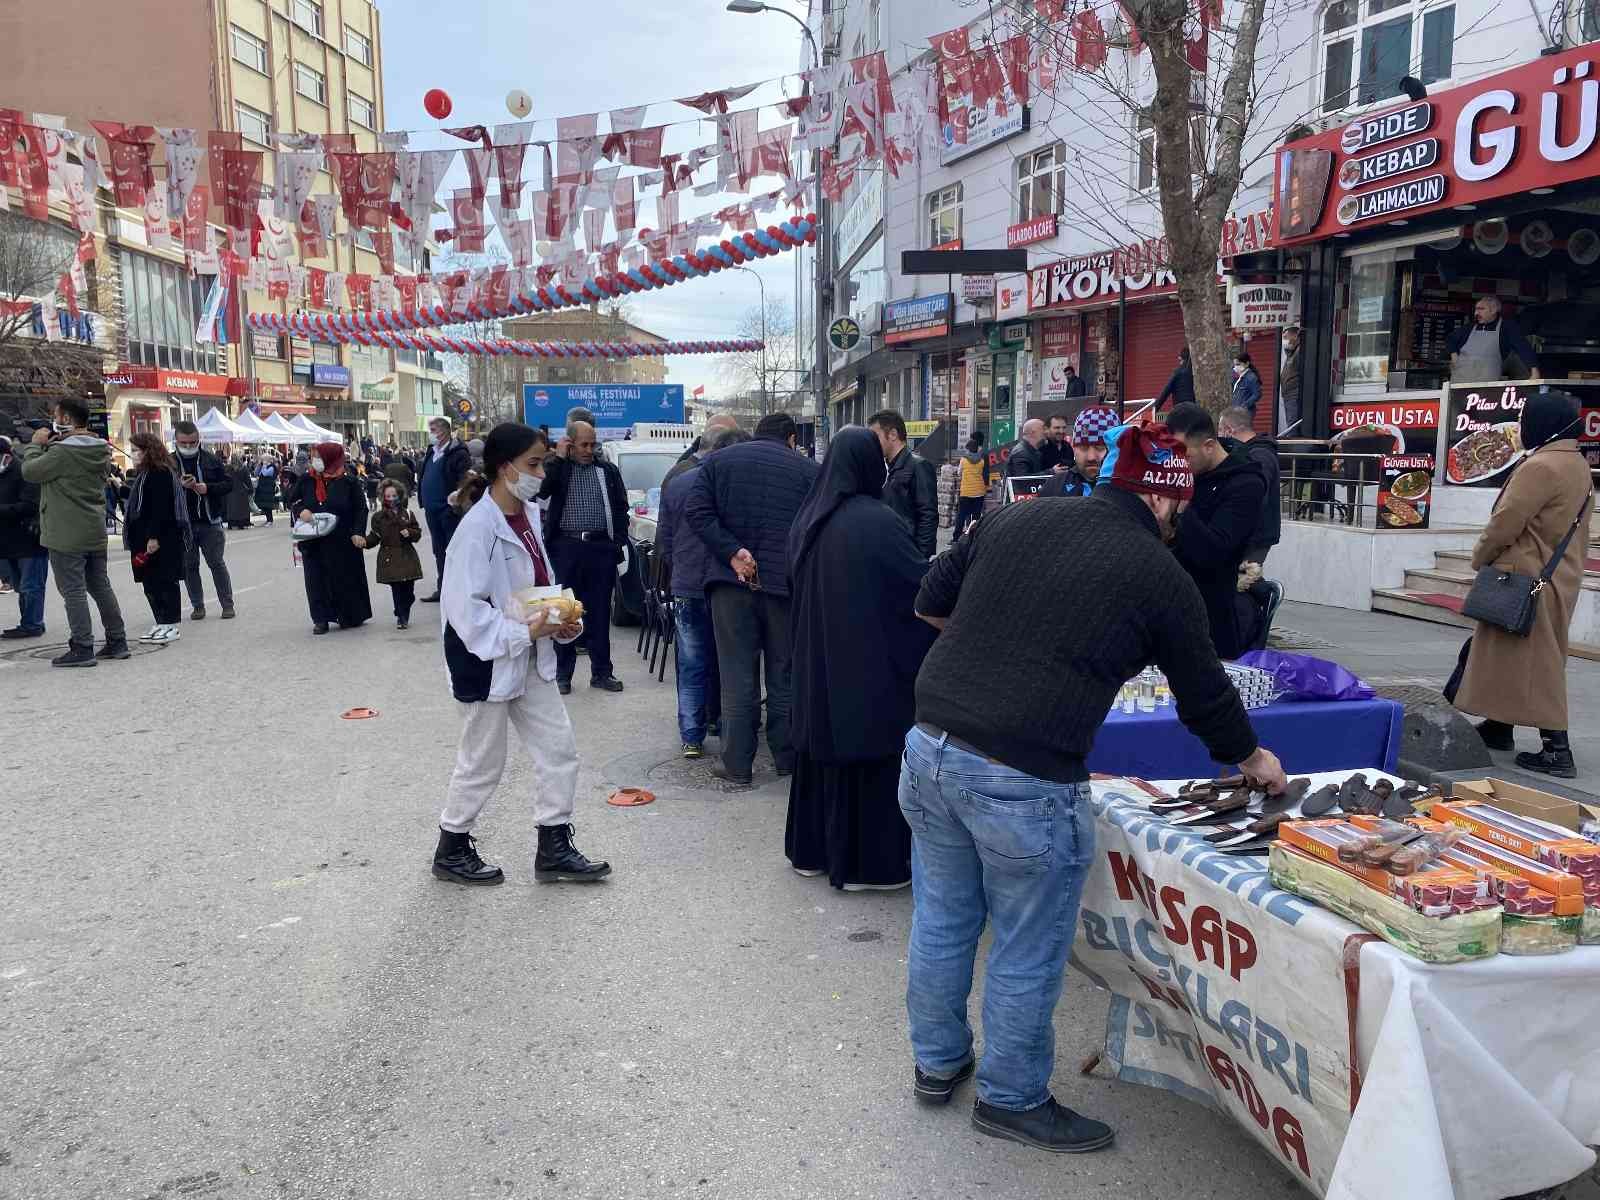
[432,421,612,887]
[1448,295,1542,383]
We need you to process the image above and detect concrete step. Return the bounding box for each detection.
[1401,567,1475,599]
[1371,587,1600,660]
[1433,547,1600,584]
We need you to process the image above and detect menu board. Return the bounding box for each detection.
[1330,398,1438,455]
[1444,380,1600,484]
[1401,300,1472,367]
[1376,454,1434,528]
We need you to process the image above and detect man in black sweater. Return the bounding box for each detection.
[1166,403,1267,659]
[869,409,938,558]
[901,419,1285,1154]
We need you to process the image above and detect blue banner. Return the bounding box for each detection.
[522,383,685,432]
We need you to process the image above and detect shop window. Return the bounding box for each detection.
[119,251,220,375]
[1585,0,1600,40]
[1320,0,1453,112]
[229,25,268,74]
[292,0,324,37]
[927,184,962,247]
[349,92,376,130]
[1136,109,1156,193]
[345,26,373,66]
[1017,143,1065,221]
[294,62,327,106]
[234,102,272,148]
[1335,249,1397,393]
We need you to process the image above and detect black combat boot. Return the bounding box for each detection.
[1516,730,1577,779]
[1475,719,1515,752]
[431,828,504,885]
[534,823,612,882]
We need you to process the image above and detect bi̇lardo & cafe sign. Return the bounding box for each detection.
[1275,45,1600,243]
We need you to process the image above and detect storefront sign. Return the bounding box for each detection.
[1007,214,1058,248]
[522,382,685,430]
[905,419,939,440]
[941,93,1027,166]
[312,364,351,389]
[962,274,995,302]
[1443,380,1600,482]
[257,383,305,404]
[359,382,394,404]
[102,366,230,396]
[995,273,1028,320]
[1004,474,1053,502]
[1377,454,1435,527]
[834,172,883,267]
[1230,282,1301,330]
[1041,358,1080,401]
[1040,317,1081,358]
[882,293,953,345]
[1330,398,1438,456]
[1276,46,1600,244]
[828,316,862,352]
[250,330,282,359]
[930,238,963,252]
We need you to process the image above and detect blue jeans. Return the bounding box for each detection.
[673,596,720,745]
[899,725,1095,1111]
[3,553,48,632]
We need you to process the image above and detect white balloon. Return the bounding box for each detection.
[534,240,553,257]
[506,89,533,119]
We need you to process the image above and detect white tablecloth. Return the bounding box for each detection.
[1078,774,1600,1200]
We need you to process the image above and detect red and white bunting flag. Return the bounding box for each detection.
[692,385,705,398]
[555,113,599,181]
[452,188,486,252]
[612,176,636,234]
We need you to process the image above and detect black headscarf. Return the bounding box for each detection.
[787,426,887,571]
[1521,389,1582,451]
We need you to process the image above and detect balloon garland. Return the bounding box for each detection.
[248,215,818,341]
[244,316,761,360]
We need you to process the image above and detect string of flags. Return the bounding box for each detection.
[244,318,764,361]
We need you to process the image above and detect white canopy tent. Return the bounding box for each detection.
[263,412,314,443]
[192,408,254,444]
[288,414,341,443]
[231,410,280,442]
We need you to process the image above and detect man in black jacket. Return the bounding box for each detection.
[1005,419,1048,478]
[540,420,631,694]
[903,419,1284,1152]
[684,411,820,786]
[1165,404,1267,659]
[1219,407,1281,564]
[869,410,938,558]
[0,436,48,638]
[173,420,235,620]
[417,416,471,601]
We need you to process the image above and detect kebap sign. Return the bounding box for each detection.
[1275,45,1600,243]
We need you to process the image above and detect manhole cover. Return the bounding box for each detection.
[1267,627,1337,651]
[1372,683,1450,706]
[0,640,165,663]
[646,754,782,793]
[847,930,883,943]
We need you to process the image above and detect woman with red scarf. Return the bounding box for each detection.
[292,442,372,634]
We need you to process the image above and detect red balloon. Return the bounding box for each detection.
[424,89,453,120]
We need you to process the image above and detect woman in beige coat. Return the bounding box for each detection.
[1456,390,1592,777]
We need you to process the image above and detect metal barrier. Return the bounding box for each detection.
[1278,449,1389,528]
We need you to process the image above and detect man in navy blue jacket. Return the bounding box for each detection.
[417,416,471,602]
[685,412,820,786]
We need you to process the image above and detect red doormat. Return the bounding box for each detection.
[1407,592,1465,613]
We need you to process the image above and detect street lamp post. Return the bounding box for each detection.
[734,265,768,414]
[726,0,829,427]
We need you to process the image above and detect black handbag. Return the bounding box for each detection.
[1460,495,1590,637]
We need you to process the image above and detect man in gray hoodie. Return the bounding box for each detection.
[20,397,129,667]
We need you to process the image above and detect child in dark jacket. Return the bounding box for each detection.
[357,479,424,628]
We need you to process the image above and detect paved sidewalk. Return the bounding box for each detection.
[1270,600,1600,799]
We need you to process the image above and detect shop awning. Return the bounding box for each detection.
[256,402,319,417]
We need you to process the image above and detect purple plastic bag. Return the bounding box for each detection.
[1234,649,1375,702]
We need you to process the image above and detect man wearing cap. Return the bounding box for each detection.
[900,419,1285,1154]
[1051,404,1117,497]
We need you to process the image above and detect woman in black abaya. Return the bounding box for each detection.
[292,441,372,634]
[785,426,936,891]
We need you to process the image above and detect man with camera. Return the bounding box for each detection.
[19,398,129,666]
[172,420,236,621]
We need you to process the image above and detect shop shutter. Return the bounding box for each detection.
[1123,300,1188,407]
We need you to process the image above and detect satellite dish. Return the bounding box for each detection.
[506,89,533,119]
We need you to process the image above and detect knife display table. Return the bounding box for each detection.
[1086,698,1403,780]
[1072,774,1600,1200]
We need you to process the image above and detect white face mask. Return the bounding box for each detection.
[310,455,326,473]
[0,454,10,472]
[511,469,543,502]
[177,444,199,458]
[51,420,72,434]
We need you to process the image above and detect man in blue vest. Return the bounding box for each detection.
[417,415,471,602]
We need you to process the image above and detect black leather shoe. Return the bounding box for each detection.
[432,828,504,885]
[312,623,330,635]
[191,606,206,620]
[51,644,97,668]
[1476,720,1515,752]
[774,757,795,778]
[2,626,44,639]
[534,823,611,882]
[96,640,131,660]
[1517,731,1578,779]
[710,765,754,789]
[421,591,441,603]
[971,1097,1115,1154]
[221,605,236,620]
[591,676,624,692]
[914,1059,974,1106]
[557,680,572,695]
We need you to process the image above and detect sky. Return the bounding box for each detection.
[378,0,814,406]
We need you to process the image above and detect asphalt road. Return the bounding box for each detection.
[1,518,1301,1200]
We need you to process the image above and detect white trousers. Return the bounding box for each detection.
[439,682,579,833]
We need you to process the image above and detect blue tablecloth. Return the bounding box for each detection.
[1085,697,1403,780]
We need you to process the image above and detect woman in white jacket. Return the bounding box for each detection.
[432,423,612,885]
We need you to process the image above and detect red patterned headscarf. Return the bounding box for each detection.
[312,441,344,503]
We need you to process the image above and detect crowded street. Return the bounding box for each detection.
[5,518,1298,1199]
